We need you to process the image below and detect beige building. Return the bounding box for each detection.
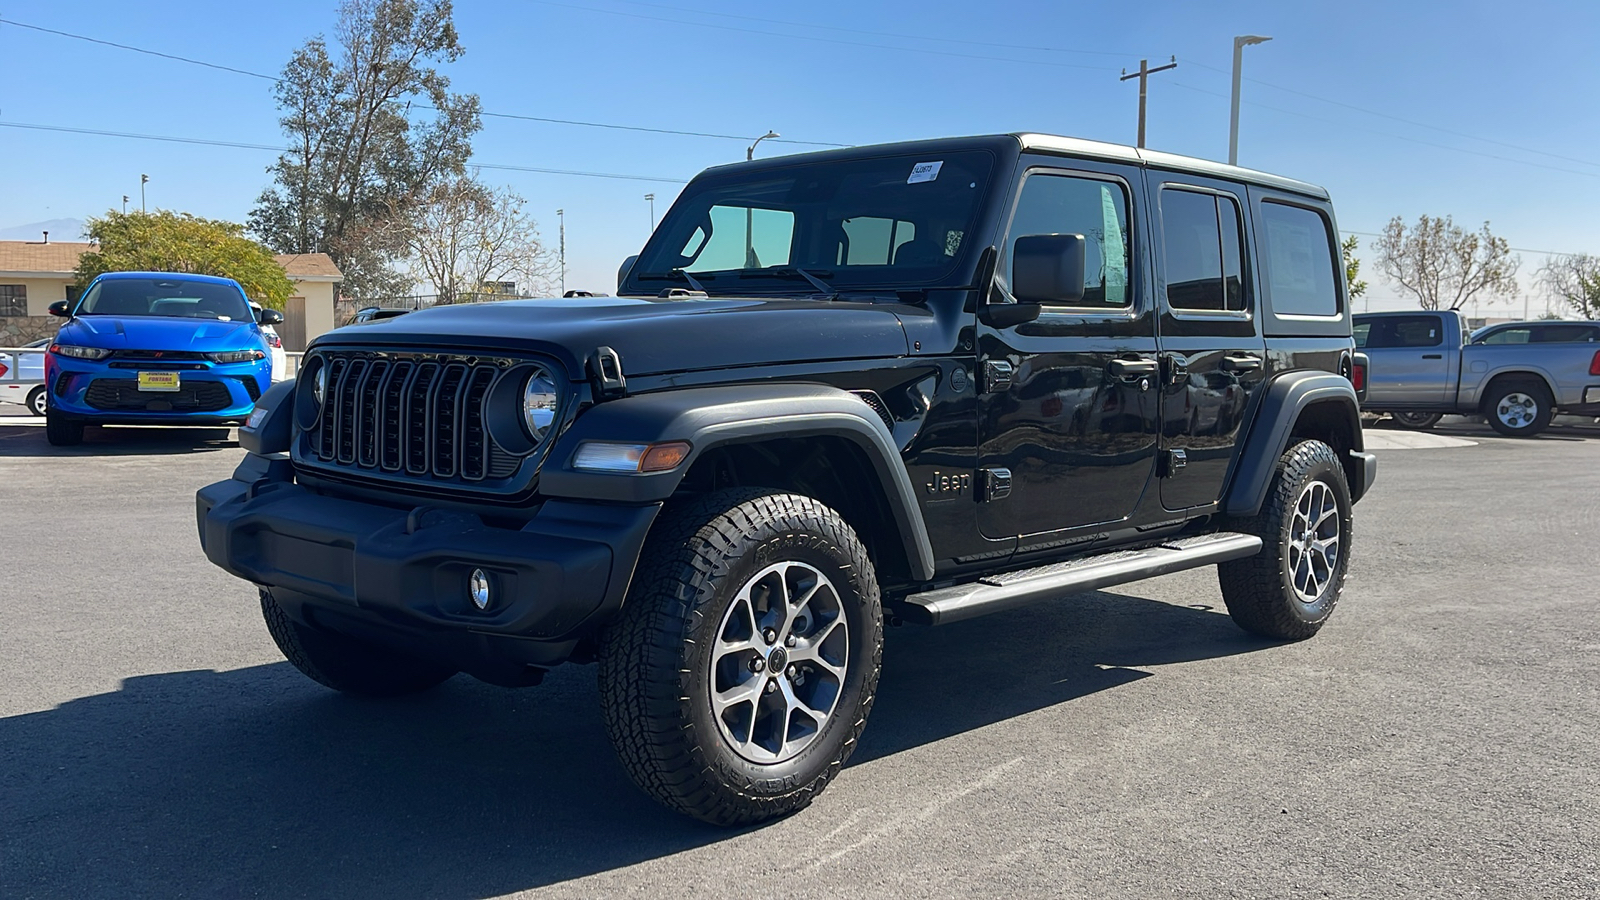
[0,240,342,350]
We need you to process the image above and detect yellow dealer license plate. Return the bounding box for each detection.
[137,371,181,392]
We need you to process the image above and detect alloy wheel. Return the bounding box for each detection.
[1495,392,1539,430]
[1288,480,1340,604]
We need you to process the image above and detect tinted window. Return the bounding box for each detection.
[1480,327,1531,345]
[1260,202,1340,316]
[1005,173,1132,308]
[1160,188,1246,312]
[1532,324,1599,343]
[628,150,994,294]
[75,277,252,321]
[1359,315,1444,348]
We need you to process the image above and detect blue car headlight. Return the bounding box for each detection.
[207,350,267,364]
[51,343,110,360]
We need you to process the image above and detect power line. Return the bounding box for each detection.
[1341,229,1575,258]
[0,121,691,183]
[530,0,1119,72]
[0,16,845,148]
[1178,56,1600,172]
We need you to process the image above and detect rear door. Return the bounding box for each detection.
[1151,176,1266,511]
[1360,314,1452,406]
[976,159,1159,543]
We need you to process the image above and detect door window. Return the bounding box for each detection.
[1259,202,1341,317]
[1159,188,1247,312]
[1361,315,1444,348]
[1479,327,1532,345]
[1004,173,1132,309]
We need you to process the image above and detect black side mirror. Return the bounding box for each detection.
[48,300,70,318]
[258,308,285,326]
[1012,233,1086,305]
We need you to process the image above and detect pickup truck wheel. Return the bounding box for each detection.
[1390,411,1442,430]
[598,489,883,826]
[1218,440,1352,640]
[260,589,456,697]
[1484,379,1553,437]
[45,411,84,446]
[27,386,47,417]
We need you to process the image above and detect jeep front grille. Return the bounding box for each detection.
[311,352,520,483]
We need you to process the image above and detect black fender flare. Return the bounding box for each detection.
[540,383,937,580]
[1224,371,1372,517]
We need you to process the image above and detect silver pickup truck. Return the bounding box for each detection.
[1354,311,1600,436]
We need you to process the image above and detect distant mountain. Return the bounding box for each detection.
[0,219,87,242]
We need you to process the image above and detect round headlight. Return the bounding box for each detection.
[314,363,328,408]
[522,366,559,441]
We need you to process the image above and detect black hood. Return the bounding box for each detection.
[314,295,913,379]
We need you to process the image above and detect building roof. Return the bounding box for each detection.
[0,240,342,282]
[0,241,95,276]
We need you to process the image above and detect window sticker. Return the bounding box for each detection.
[907,161,943,184]
[1099,185,1127,306]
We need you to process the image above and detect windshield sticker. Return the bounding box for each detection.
[907,161,943,184]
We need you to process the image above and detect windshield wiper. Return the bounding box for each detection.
[635,268,709,293]
[744,267,836,297]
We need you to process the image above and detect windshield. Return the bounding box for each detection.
[626,150,995,295]
[75,277,253,321]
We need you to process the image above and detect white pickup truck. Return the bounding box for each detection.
[1354,311,1600,436]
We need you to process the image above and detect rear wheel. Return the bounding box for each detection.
[1484,379,1553,437]
[1218,440,1352,640]
[598,489,883,826]
[1390,411,1442,430]
[45,411,84,446]
[26,386,46,417]
[260,589,456,697]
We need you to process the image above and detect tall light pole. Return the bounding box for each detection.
[644,193,656,231]
[1229,35,1272,166]
[1119,58,1177,149]
[745,131,779,267]
[556,209,565,296]
[122,195,129,214]
[139,174,149,213]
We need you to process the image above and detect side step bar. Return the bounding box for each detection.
[900,532,1263,625]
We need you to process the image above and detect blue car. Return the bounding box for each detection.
[44,272,282,446]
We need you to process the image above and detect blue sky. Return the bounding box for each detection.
[2,0,1598,313]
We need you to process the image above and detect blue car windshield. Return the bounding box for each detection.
[75,278,253,321]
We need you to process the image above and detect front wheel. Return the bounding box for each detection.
[1390,411,1442,430]
[1218,440,1353,640]
[1484,379,1553,437]
[598,489,883,826]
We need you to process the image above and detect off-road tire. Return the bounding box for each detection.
[1218,440,1352,640]
[1483,378,1553,437]
[45,411,84,446]
[260,589,456,697]
[1390,411,1442,430]
[598,489,883,826]
[26,385,46,417]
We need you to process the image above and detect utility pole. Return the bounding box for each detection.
[644,193,656,231]
[556,209,565,296]
[1119,57,1177,149]
[1229,35,1272,165]
[140,174,149,213]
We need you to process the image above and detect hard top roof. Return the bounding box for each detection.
[707,133,1329,200]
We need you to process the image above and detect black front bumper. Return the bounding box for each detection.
[197,454,659,675]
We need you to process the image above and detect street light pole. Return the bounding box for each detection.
[122,195,129,214]
[556,209,565,296]
[746,131,779,268]
[1228,35,1272,166]
[140,174,148,213]
[1119,58,1177,149]
[644,193,656,231]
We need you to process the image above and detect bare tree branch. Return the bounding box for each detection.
[1371,214,1519,311]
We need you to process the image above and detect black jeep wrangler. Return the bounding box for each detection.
[198,133,1376,825]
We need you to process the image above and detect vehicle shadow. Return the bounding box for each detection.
[0,423,236,457]
[1369,414,1600,441]
[0,593,1267,899]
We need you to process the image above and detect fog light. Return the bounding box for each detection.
[469,568,491,610]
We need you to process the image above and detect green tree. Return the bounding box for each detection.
[249,0,481,299]
[76,210,294,308]
[1536,253,1600,319]
[1341,234,1367,299]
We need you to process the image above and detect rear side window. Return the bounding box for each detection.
[1359,315,1444,348]
[1480,327,1531,345]
[1532,324,1600,343]
[1159,188,1247,312]
[1260,202,1341,317]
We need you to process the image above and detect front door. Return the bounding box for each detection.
[977,162,1159,543]
[1152,178,1267,511]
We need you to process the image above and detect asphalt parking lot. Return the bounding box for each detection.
[2,412,1597,899]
